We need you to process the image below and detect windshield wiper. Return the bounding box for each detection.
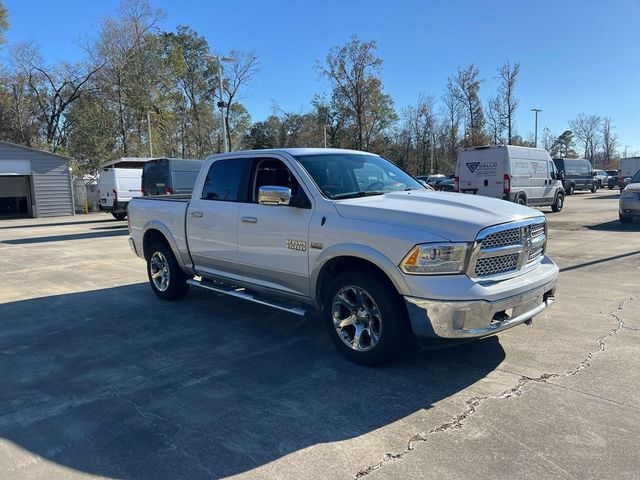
[332,191,386,199]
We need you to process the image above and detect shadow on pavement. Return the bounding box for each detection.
[585,219,640,231]
[2,229,129,245]
[0,218,117,230]
[584,192,621,200]
[0,283,505,479]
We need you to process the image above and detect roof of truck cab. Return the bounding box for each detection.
[204,148,378,160]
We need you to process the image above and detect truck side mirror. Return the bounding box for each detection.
[559,171,565,180]
[258,186,292,205]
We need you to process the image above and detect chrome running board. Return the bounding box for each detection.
[187,278,310,317]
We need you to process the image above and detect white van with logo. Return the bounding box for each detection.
[456,145,565,212]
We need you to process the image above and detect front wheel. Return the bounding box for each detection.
[516,196,527,206]
[551,193,564,212]
[324,271,410,365]
[591,183,598,193]
[147,242,190,300]
[567,184,575,195]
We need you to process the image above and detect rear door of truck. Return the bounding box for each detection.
[98,169,116,208]
[115,169,143,203]
[186,157,252,281]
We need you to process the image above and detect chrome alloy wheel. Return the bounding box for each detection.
[150,251,170,292]
[332,285,382,352]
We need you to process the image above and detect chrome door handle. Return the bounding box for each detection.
[241,216,257,224]
[190,211,203,218]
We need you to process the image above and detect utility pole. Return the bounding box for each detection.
[430,132,435,174]
[531,108,542,148]
[205,54,235,153]
[146,112,153,157]
[624,145,630,158]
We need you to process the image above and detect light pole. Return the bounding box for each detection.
[323,124,330,148]
[205,55,235,153]
[624,145,630,158]
[146,111,153,157]
[531,108,542,148]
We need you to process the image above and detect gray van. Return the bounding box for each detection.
[552,158,597,195]
[141,159,203,196]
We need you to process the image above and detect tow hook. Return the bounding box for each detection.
[524,318,533,326]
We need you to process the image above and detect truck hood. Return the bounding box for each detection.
[334,191,543,241]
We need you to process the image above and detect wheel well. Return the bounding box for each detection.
[315,256,398,308]
[515,191,527,202]
[142,229,170,261]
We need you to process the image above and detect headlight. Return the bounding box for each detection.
[400,243,469,275]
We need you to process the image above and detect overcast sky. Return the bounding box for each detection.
[3,0,640,155]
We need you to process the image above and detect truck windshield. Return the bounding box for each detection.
[293,153,424,199]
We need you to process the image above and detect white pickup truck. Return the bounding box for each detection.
[128,148,558,364]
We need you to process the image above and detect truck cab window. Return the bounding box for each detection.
[201,159,249,201]
[252,159,305,202]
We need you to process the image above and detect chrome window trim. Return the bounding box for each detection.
[467,217,547,281]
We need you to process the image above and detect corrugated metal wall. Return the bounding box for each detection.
[0,142,74,218]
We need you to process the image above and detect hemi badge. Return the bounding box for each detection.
[287,239,307,251]
[310,242,323,250]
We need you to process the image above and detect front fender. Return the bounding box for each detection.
[310,243,411,308]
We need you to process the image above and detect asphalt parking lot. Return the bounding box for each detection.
[1,190,639,480]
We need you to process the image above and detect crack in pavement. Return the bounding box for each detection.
[354,296,635,479]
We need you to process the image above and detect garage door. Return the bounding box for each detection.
[0,160,31,176]
[0,176,31,218]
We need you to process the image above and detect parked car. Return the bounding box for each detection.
[593,169,608,188]
[619,169,640,223]
[417,179,435,190]
[456,145,565,211]
[434,178,456,192]
[98,167,144,220]
[141,158,202,196]
[618,157,640,192]
[606,170,619,190]
[552,158,598,194]
[128,148,558,365]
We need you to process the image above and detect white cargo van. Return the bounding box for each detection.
[456,145,565,212]
[619,157,640,190]
[97,158,156,219]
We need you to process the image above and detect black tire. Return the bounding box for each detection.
[323,270,410,366]
[567,184,575,195]
[112,213,127,221]
[608,185,613,190]
[146,242,190,300]
[591,183,598,193]
[551,193,564,212]
[516,196,527,206]
[620,214,633,224]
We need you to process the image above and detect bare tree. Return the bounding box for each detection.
[448,64,486,146]
[486,95,504,144]
[218,50,259,151]
[600,116,617,165]
[569,113,602,163]
[13,43,102,152]
[495,61,520,143]
[441,89,463,163]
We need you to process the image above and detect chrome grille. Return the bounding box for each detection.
[475,254,519,277]
[481,228,521,248]
[470,218,547,278]
[528,244,544,263]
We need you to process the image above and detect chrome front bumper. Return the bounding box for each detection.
[405,279,557,340]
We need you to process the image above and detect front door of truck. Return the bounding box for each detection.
[186,158,252,281]
[237,157,314,299]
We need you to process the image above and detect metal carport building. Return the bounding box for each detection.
[0,140,74,219]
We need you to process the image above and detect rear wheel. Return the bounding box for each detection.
[620,214,633,224]
[147,242,190,300]
[567,184,575,195]
[591,183,598,193]
[112,212,127,221]
[324,271,410,365]
[551,193,564,212]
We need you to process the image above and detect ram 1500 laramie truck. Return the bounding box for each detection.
[128,148,558,365]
